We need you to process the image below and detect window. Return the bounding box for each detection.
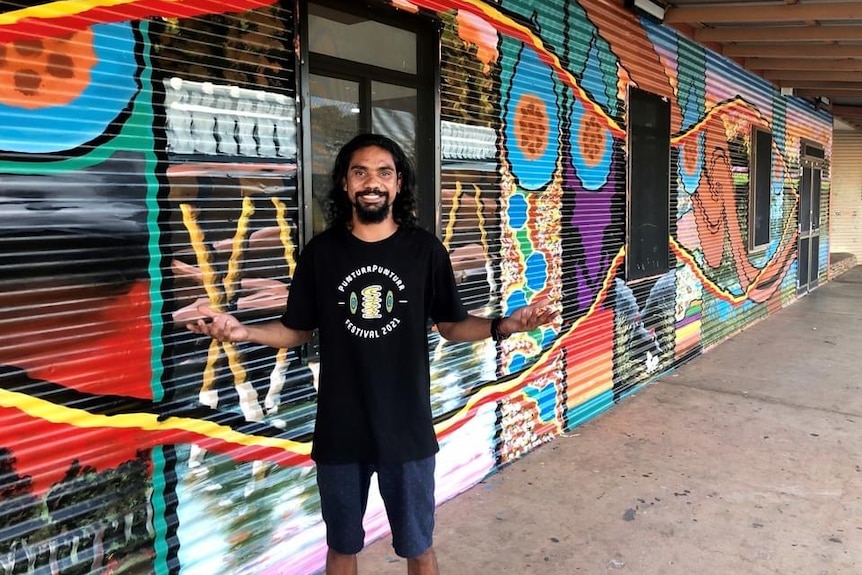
[750,127,773,250]
[626,87,670,281]
[302,2,438,237]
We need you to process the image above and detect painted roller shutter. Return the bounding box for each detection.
[147,5,316,574]
[0,16,159,575]
[641,22,832,355]
[436,0,832,443]
[0,4,308,574]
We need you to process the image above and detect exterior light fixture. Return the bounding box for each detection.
[625,0,666,22]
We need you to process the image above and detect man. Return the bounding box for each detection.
[188,134,558,575]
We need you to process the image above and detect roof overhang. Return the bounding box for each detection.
[649,0,862,130]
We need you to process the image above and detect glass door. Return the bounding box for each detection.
[798,158,823,293]
[303,1,436,237]
[309,74,361,235]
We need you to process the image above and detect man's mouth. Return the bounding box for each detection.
[356,191,386,201]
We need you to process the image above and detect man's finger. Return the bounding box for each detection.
[197,304,218,318]
[530,297,550,309]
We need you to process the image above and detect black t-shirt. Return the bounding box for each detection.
[280,225,467,464]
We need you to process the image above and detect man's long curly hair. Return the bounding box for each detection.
[325,133,419,229]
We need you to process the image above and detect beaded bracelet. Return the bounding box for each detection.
[490,317,510,342]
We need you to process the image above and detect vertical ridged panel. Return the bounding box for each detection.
[0,19,158,574]
[830,131,862,260]
[147,5,321,574]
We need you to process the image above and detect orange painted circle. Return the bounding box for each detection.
[0,30,96,109]
[579,112,606,168]
[514,94,549,160]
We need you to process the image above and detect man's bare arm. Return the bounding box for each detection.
[187,304,312,349]
[437,299,559,343]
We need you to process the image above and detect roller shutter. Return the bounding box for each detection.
[830,130,862,262]
[147,5,314,574]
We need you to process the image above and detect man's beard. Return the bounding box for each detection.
[352,191,392,224]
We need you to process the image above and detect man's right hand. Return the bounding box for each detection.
[186,305,249,343]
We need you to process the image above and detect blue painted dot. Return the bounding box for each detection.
[505,291,529,314]
[541,327,556,349]
[524,253,547,291]
[509,354,527,372]
[523,382,556,422]
[508,193,528,229]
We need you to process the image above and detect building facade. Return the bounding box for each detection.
[0,0,832,573]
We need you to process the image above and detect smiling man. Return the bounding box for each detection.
[188,133,558,575]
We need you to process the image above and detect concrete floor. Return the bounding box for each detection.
[359,266,862,574]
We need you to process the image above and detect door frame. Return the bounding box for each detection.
[797,141,826,295]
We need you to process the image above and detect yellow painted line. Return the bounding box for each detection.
[0,387,311,455]
[0,0,141,25]
[272,196,297,277]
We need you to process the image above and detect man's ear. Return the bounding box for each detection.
[397,173,403,193]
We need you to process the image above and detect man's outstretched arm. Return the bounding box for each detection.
[186,304,312,349]
[436,299,559,343]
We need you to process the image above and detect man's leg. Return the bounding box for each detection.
[326,549,358,575]
[316,462,373,575]
[376,456,438,575]
[407,547,439,575]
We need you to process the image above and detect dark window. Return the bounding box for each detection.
[627,88,670,281]
[303,1,438,237]
[750,128,772,250]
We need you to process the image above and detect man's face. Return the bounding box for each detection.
[342,145,402,224]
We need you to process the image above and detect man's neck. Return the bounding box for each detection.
[349,218,399,242]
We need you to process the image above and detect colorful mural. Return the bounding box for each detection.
[0,0,833,573]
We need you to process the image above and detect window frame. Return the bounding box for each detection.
[748,126,773,253]
[625,86,671,283]
[297,0,441,244]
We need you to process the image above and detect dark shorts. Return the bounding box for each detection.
[315,456,436,558]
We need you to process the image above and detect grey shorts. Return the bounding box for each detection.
[315,456,436,558]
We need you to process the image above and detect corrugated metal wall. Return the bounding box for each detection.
[0,17,159,575]
[830,130,862,259]
[0,0,836,573]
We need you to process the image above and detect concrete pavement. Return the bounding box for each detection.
[360,266,862,574]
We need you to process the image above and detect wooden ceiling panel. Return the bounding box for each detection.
[746,59,862,71]
[664,2,862,24]
[695,25,862,43]
[763,70,862,83]
[658,0,862,127]
[725,44,862,59]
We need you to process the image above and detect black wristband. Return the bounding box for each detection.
[490,317,509,342]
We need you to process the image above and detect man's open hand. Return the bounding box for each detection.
[186,305,250,343]
[502,298,561,335]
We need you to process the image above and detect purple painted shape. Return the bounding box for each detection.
[563,149,621,311]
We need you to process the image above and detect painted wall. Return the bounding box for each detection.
[0,0,832,573]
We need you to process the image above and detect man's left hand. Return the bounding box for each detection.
[501,298,561,336]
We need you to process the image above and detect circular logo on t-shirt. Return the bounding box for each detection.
[337,265,408,339]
